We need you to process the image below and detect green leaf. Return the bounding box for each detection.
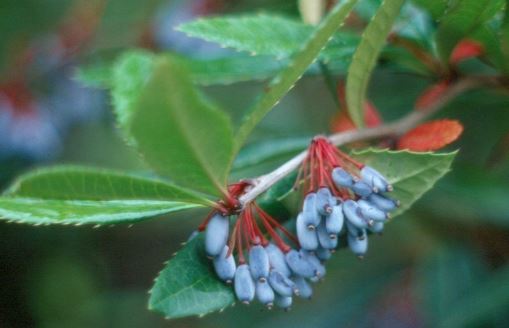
[178,14,313,58]
[501,1,509,73]
[0,198,199,226]
[5,166,213,206]
[178,14,359,62]
[111,50,156,137]
[346,0,405,128]
[148,235,235,319]
[127,56,235,197]
[234,0,359,149]
[435,0,500,61]
[353,149,457,217]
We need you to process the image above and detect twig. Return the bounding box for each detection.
[239,77,481,206]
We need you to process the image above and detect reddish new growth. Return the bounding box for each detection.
[198,181,299,259]
[295,136,364,199]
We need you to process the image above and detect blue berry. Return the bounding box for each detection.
[357,199,388,222]
[285,249,316,278]
[300,250,326,278]
[205,213,229,257]
[268,270,295,297]
[343,200,372,229]
[255,280,275,308]
[316,187,334,215]
[274,295,293,310]
[296,213,319,250]
[234,264,255,304]
[265,243,291,277]
[347,233,368,258]
[293,276,313,299]
[315,247,332,261]
[302,193,321,229]
[368,193,399,212]
[213,246,236,284]
[325,204,344,235]
[332,167,354,188]
[316,223,338,250]
[249,245,270,282]
[361,166,392,193]
[345,220,367,239]
[351,181,374,197]
[369,221,384,234]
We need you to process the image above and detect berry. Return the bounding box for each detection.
[205,213,229,257]
[315,247,332,261]
[265,243,291,277]
[332,167,354,188]
[296,213,319,251]
[268,270,295,297]
[249,245,270,282]
[368,193,399,212]
[234,264,255,304]
[255,280,275,308]
[316,187,334,215]
[316,223,338,250]
[351,180,374,197]
[213,246,236,283]
[361,166,392,192]
[343,200,371,229]
[357,199,388,222]
[285,249,316,278]
[347,233,368,258]
[325,204,344,236]
[293,276,313,299]
[302,193,321,229]
[274,295,293,310]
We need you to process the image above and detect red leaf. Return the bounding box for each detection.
[331,83,382,133]
[449,39,484,65]
[415,81,450,111]
[397,119,464,152]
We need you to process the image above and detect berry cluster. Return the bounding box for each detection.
[294,136,400,259]
[200,136,399,310]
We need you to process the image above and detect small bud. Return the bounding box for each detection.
[234,264,255,303]
[213,246,236,283]
[249,245,270,281]
[297,213,319,251]
[205,213,229,257]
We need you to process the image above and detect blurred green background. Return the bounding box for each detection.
[1,0,509,327]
